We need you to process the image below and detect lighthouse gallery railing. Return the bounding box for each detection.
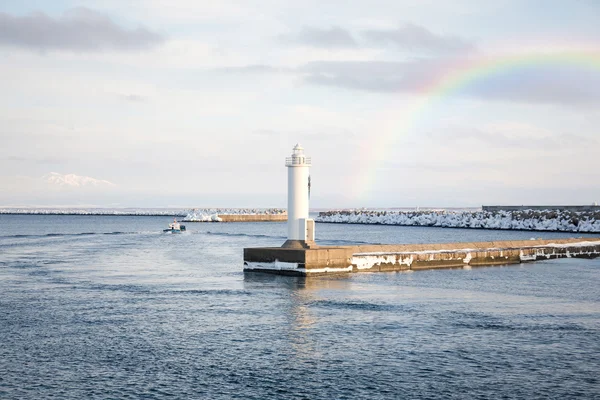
[285,157,312,166]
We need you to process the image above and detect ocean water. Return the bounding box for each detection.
[1,215,599,399]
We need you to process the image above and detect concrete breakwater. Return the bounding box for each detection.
[244,238,600,276]
[212,214,287,222]
[316,209,600,233]
[182,208,286,222]
[0,207,288,222]
[0,207,288,218]
[0,208,189,216]
[483,205,600,212]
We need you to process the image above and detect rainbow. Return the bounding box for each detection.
[351,48,600,202]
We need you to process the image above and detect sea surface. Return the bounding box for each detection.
[1,215,599,399]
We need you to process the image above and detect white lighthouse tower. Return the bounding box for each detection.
[283,144,316,248]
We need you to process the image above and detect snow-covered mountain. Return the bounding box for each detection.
[42,172,115,187]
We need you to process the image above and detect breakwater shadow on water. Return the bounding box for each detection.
[242,271,355,289]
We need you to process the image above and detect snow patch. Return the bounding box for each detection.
[243,261,352,274]
[463,252,472,264]
[539,241,600,248]
[184,213,222,222]
[243,260,299,271]
[519,250,537,261]
[350,254,413,270]
[351,254,399,270]
[304,266,353,274]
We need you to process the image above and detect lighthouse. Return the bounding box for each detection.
[283,144,316,248]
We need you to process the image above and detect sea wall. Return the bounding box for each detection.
[0,208,188,216]
[0,207,288,218]
[217,214,287,222]
[483,205,600,212]
[316,209,600,233]
[244,238,600,276]
[182,208,286,222]
[347,239,600,272]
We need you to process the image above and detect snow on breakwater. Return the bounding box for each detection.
[0,207,286,219]
[183,208,285,222]
[316,209,600,233]
[0,208,188,216]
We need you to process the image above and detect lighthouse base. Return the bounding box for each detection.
[243,246,353,276]
[281,240,319,249]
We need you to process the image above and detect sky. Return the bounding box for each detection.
[1,0,599,208]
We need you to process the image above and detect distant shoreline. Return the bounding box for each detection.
[0,212,185,216]
[0,207,287,218]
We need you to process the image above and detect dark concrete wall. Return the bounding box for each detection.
[483,205,600,212]
[218,214,287,222]
[243,237,600,276]
[345,238,600,273]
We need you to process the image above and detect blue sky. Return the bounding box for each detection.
[1,0,599,208]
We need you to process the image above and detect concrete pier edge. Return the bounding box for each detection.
[243,237,600,276]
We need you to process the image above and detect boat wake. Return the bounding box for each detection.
[203,231,287,240]
[0,231,162,239]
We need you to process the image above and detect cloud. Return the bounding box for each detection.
[118,94,147,102]
[425,123,599,149]
[458,63,600,105]
[212,57,600,106]
[362,23,475,54]
[279,26,357,49]
[0,8,165,52]
[278,23,472,54]
[42,172,115,187]
[216,64,292,74]
[300,57,600,105]
[301,59,439,92]
[3,155,65,165]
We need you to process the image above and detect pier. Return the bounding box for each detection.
[243,145,600,276]
[244,238,600,276]
[204,214,286,222]
[183,211,287,222]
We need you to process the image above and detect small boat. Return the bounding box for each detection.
[163,218,186,233]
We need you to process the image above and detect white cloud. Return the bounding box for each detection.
[42,172,115,187]
[362,23,475,54]
[0,8,165,52]
[298,53,600,106]
[279,26,357,49]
